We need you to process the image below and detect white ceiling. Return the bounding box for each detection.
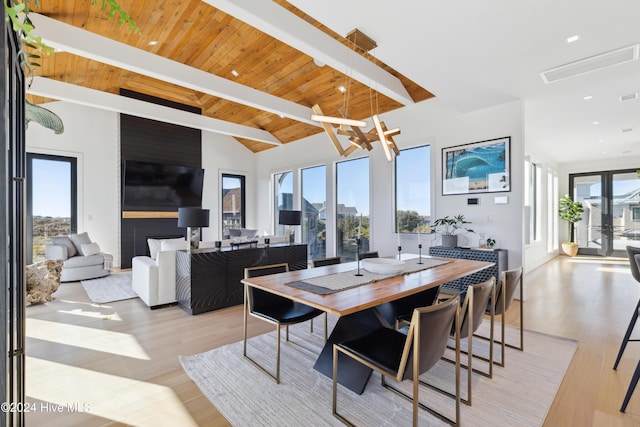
[287,0,640,164]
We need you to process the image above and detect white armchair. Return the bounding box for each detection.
[132,238,188,308]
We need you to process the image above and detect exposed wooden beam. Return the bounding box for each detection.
[204,0,414,106]
[30,13,318,127]
[28,77,283,145]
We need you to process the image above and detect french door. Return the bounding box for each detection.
[570,169,640,257]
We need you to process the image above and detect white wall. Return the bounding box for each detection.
[255,98,525,269]
[26,101,121,265]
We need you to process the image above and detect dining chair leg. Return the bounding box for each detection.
[621,358,640,412]
[275,325,281,383]
[614,299,640,370]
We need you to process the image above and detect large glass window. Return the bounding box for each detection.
[336,157,369,261]
[395,145,431,233]
[302,166,326,260]
[274,171,294,236]
[221,174,245,232]
[27,153,77,264]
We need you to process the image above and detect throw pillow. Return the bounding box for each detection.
[147,238,161,260]
[80,242,101,257]
[69,232,92,253]
[240,229,258,238]
[52,235,77,258]
[228,229,242,237]
[160,239,188,252]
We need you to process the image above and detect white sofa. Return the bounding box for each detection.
[45,232,112,282]
[132,238,188,308]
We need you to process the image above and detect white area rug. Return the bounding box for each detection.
[81,272,136,303]
[180,319,577,426]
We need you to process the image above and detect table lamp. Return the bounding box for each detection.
[278,210,301,245]
[178,207,210,251]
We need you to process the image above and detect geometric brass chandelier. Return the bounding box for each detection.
[311,29,401,162]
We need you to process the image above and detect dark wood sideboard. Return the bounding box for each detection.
[428,246,508,292]
[175,244,308,315]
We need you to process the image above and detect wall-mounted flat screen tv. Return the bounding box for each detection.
[123,160,204,209]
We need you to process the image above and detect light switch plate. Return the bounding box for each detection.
[494,196,508,204]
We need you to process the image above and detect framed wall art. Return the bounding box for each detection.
[442,136,510,195]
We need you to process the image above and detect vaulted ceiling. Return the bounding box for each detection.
[26,0,434,153]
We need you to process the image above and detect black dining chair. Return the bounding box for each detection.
[614,246,640,412]
[243,263,326,383]
[310,256,342,268]
[358,251,379,260]
[614,246,640,371]
[333,296,461,426]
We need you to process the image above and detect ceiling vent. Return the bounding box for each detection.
[541,44,639,84]
[622,127,634,133]
[620,92,639,102]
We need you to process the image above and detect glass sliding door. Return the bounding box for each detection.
[302,165,326,260]
[570,169,640,257]
[336,157,369,261]
[26,153,77,264]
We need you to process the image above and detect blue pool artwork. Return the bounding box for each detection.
[443,137,510,194]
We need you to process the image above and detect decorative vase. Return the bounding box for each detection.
[441,235,457,248]
[561,242,579,257]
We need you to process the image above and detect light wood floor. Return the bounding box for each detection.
[23,255,640,426]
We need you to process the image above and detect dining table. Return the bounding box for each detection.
[240,254,494,394]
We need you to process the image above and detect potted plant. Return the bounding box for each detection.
[433,215,474,248]
[558,195,584,256]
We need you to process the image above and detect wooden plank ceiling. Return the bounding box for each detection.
[28,0,434,153]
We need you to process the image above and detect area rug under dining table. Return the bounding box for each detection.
[180,318,577,426]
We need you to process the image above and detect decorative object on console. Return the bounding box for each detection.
[486,237,496,248]
[178,207,210,251]
[279,210,301,245]
[433,215,474,248]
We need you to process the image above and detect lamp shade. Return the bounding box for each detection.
[278,209,301,226]
[178,207,210,227]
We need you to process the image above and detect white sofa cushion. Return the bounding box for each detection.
[160,239,188,251]
[69,232,92,253]
[80,242,101,256]
[63,254,104,268]
[52,235,77,257]
[147,238,162,260]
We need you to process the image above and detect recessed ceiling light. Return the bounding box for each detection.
[148,40,158,46]
[566,34,580,44]
[337,85,347,93]
[592,121,600,125]
[620,92,638,102]
[231,69,239,77]
[598,139,604,143]
[583,95,593,100]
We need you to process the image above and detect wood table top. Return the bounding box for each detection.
[240,256,494,316]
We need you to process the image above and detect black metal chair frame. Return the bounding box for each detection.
[243,263,326,384]
[614,246,640,412]
[333,296,461,426]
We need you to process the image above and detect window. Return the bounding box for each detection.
[336,157,369,261]
[302,166,326,260]
[395,145,431,233]
[274,171,294,236]
[27,153,77,264]
[221,174,245,231]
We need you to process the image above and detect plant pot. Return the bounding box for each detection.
[441,235,458,248]
[561,242,579,257]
